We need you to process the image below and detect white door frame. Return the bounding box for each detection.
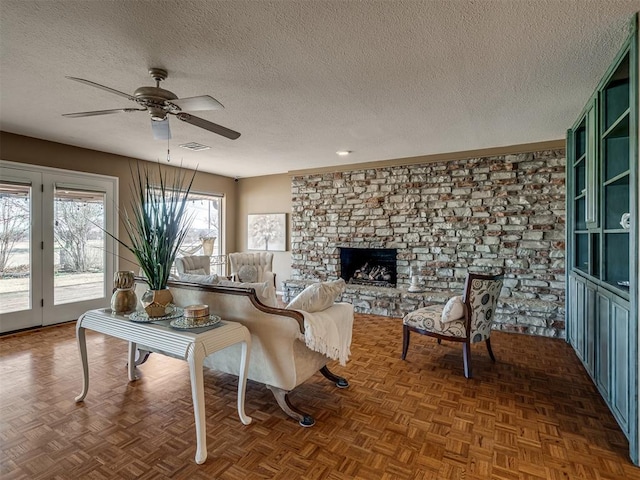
[0,167,43,332]
[0,160,118,332]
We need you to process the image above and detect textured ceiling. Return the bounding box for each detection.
[1,1,638,178]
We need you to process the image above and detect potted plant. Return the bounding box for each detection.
[111,162,195,317]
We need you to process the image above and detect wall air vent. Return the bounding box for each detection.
[179,142,211,151]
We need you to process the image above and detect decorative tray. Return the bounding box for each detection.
[128,306,184,323]
[170,315,221,330]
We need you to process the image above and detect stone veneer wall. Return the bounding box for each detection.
[289,149,566,337]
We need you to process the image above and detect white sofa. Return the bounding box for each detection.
[136,279,353,426]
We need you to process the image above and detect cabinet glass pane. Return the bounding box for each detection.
[573,121,587,198]
[575,124,586,158]
[575,233,588,272]
[590,233,600,279]
[575,160,586,193]
[603,233,629,286]
[575,198,586,230]
[603,53,629,130]
[604,116,630,180]
[605,80,630,128]
[604,176,630,229]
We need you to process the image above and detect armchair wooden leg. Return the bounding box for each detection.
[126,348,151,370]
[437,338,442,345]
[486,338,496,362]
[463,342,472,379]
[402,324,410,360]
[266,385,315,427]
[320,366,349,388]
[135,349,151,366]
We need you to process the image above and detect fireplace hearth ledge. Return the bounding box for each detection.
[282,279,453,318]
[282,279,565,338]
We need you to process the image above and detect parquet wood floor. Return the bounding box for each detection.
[1,313,639,479]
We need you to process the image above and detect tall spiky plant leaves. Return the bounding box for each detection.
[109,162,196,290]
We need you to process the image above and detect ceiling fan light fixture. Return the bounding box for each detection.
[149,106,167,121]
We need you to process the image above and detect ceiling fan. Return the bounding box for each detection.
[62,68,240,140]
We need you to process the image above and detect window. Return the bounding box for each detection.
[178,192,225,275]
[53,186,106,305]
[0,182,31,313]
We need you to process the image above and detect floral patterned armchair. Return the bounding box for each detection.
[401,272,503,378]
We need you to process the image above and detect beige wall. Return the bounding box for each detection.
[2,132,564,295]
[236,174,292,291]
[0,132,239,271]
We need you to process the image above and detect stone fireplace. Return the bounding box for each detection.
[286,148,567,338]
[340,247,397,287]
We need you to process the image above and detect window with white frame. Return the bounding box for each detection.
[177,191,225,275]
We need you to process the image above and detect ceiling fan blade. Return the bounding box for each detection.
[175,113,240,140]
[65,76,136,101]
[62,108,146,118]
[172,95,224,111]
[151,118,171,140]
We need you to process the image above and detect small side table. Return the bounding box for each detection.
[75,308,253,464]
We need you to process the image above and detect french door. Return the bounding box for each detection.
[0,162,117,333]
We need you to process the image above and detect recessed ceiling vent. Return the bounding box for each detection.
[179,142,211,151]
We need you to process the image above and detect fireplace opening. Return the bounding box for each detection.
[340,247,397,288]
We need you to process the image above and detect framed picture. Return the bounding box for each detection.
[247,213,287,251]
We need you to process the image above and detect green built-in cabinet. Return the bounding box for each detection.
[566,14,638,465]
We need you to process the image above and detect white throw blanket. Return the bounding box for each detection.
[300,308,353,366]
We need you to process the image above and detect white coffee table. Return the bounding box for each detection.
[75,308,253,464]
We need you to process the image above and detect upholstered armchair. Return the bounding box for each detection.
[402,272,503,378]
[175,255,211,277]
[228,252,276,287]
